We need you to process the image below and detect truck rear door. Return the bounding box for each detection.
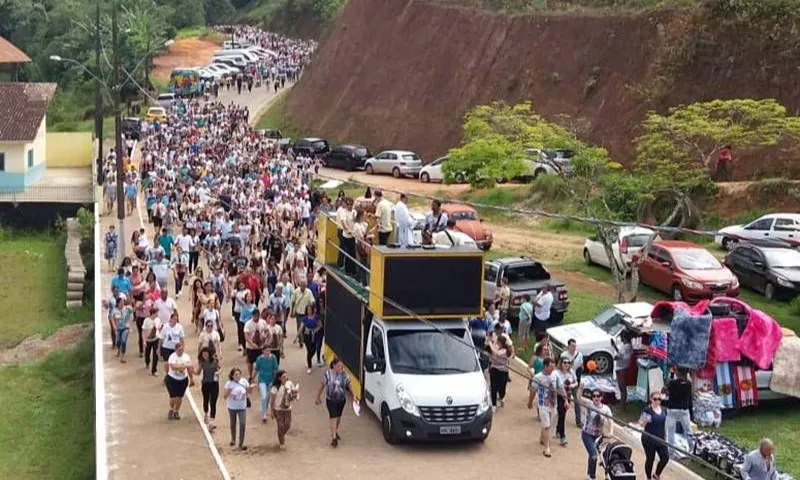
[483,263,499,305]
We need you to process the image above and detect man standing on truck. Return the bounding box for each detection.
[393,194,412,247]
[372,190,393,246]
[533,284,554,336]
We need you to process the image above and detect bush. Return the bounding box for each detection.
[528,174,569,202]
[746,177,796,197]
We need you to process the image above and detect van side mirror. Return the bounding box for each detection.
[364,354,385,373]
[753,261,764,269]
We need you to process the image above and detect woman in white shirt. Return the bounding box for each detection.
[165,342,194,420]
[159,311,185,374]
[224,367,254,450]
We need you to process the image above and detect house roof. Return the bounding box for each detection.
[0,36,32,64]
[0,83,57,142]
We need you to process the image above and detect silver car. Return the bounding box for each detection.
[364,150,422,178]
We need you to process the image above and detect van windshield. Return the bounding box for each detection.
[387,329,478,374]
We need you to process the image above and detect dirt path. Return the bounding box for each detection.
[152,37,221,82]
[0,323,91,366]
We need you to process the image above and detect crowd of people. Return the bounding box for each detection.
[98,26,781,480]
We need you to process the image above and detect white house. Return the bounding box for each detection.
[0,82,57,192]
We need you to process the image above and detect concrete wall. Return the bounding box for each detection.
[46,131,93,168]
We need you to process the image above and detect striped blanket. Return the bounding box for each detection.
[733,364,758,408]
[714,362,736,409]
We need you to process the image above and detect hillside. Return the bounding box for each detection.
[282,0,800,179]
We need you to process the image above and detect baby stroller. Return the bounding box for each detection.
[597,438,637,480]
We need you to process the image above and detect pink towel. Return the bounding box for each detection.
[711,318,741,362]
[739,309,783,370]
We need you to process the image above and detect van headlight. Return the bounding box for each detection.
[776,276,793,287]
[476,390,491,415]
[682,279,703,290]
[396,384,421,417]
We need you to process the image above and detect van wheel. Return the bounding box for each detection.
[671,284,684,301]
[764,282,776,301]
[496,177,507,184]
[381,404,398,444]
[420,172,430,183]
[392,168,401,179]
[533,168,546,180]
[589,352,613,375]
[583,249,593,266]
[365,164,374,175]
[455,172,466,184]
[721,237,736,251]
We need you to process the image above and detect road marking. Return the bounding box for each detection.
[134,142,232,480]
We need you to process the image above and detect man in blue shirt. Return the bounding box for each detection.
[157,228,174,260]
[110,268,132,295]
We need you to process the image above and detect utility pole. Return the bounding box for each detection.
[113,0,126,265]
[95,0,103,185]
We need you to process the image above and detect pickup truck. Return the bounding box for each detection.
[483,257,569,325]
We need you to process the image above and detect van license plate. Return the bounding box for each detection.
[439,426,461,435]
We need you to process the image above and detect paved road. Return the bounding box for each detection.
[100,85,698,480]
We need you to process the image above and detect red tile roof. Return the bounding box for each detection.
[0,36,32,64]
[0,83,57,142]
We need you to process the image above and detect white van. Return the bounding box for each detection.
[213,50,258,64]
[362,317,492,443]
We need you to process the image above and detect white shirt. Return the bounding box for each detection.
[175,234,192,252]
[376,198,393,233]
[160,322,185,350]
[141,315,162,342]
[534,291,554,321]
[154,297,178,325]
[394,201,411,228]
[167,351,192,380]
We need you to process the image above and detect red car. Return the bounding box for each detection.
[637,241,740,302]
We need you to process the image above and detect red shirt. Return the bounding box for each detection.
[718,148,732,165]
[238,273,261,299]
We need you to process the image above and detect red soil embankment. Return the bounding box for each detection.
[284,0,800,179]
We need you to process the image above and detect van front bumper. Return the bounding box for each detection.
[389,407,492,442]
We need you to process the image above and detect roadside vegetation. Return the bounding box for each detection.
[0,232,90,348]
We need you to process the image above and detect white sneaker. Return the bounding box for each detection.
[306,368,311,374]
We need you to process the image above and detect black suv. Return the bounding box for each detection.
[121,117,141,140]
[324,144,372,171]
[292,137,330,157]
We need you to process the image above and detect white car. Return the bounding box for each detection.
[197,67,222,80]
[583,227,658,269]
[419,156,466,184]
[364,150,422,178]
[715,213,800,250]
[547,302,656,375]
[206,63,238,76]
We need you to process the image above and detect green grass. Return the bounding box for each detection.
[0,337,94,479]
[457,186,528,223]
[255,96,303,137]
[175,26,222,42]
[49,115,116,138]
[0,234,90,348]
[613,399,800,478]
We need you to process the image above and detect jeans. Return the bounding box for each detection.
[135,316,145,354]
[643,437,670,478]
[116,328,129,354]
[489,368,508,406]
[228,408,247,447]
[314,330,324,363]
[556,395,567,440]
[303,331,318,368]
[189,251,199,272]
[258,382,271,416]
[581,431,600,479]
[144,340,159,373]
[666,408,692,451]
[378,231,390,246]
[201,382,219,419]
[237,321,246,350]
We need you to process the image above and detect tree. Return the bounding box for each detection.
[635,98,800,184]
[122,0,173,91]
[204,0,236,25]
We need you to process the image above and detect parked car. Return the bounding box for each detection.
[583,227,657,269]
[548,302,656,375]
[483,257,569,323]
[196,67,222,81]
[441,203,492,251]
[259,129,284,140]
[724,244,800,300]
[121,117,141,141]
[206,63,238,76]
[714,213,800,250]
[292,137,330,157]
[419,156,466,184]
[155,93,176,109]
[636,241,740,302]
[323,144,372,171]
[144,106,168,124]
[364,150,423,178]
